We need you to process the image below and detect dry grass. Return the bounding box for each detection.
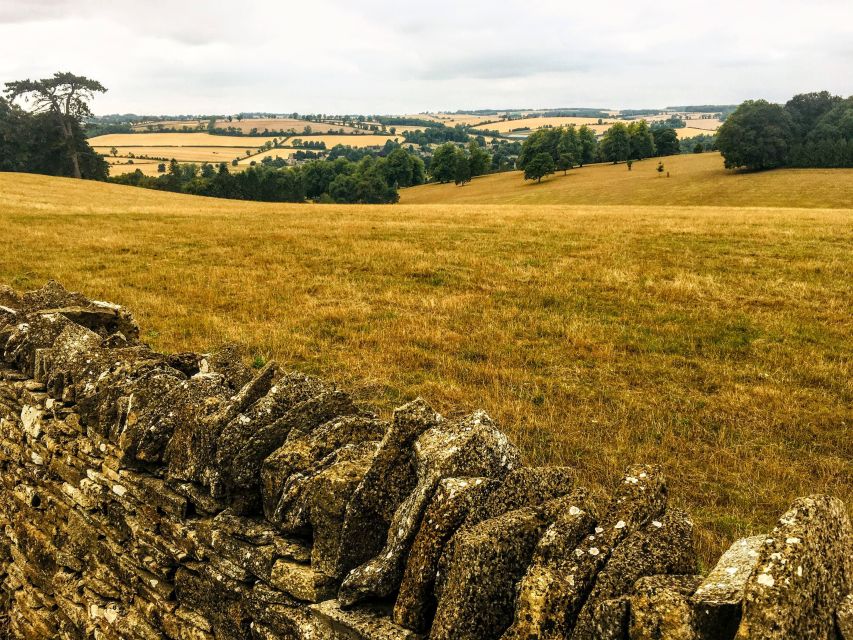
[131,119,204,131]
[475,116,617,133]
[107,161,164,177]
[400,152,853,209]
[94,146,252,163]
[677,126,718,139]
[237,148,301,165]
[289,134,400,148]
[213,119,365,134]
[88,133,282,148]
[1,172,850,566]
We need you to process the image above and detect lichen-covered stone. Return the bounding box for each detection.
[503,464,667,640]
[572,508,697,639]
[500,493,598,640]
[339,411,519,607]
[426,504,553,640]
[213,373,335,499]
[735,495,853,640]
[434,465,577,602]
[629,574,704,640]
[335,399,441,581]
[263,414,384,526]
[837,593,853,640]
[310,600,422,640]
[690,535,764,639]
[393,476,494,632]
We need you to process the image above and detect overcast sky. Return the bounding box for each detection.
[1,0,850,115]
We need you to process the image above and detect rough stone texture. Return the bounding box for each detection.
[338,411,519,607]
[629,575,705,640]
[430,504,554,640]
[434,464,577,602]
[0,283,850,640]
[690,535,765,639]
[311,600,422,640]
[503,464,667,640]
[393,476,494,632]
[837,593,853,640]
[334,399,441,581]
[572,508,697,639]
[735,495,853,640]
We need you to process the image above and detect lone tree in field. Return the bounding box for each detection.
[524,152,555,183]
[4,72,106,179]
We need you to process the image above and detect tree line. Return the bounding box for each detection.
[112,147,426,204]
[717,91,853,170]
[515,121,682,182]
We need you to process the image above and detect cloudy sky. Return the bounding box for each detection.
[1,0,850,115]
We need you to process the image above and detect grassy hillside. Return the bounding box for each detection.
[401,152,853,208]
[1,172,850,565]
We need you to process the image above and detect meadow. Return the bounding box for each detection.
[400,152,853,208]
[1,171,850,566]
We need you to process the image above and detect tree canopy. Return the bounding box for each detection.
[2,72,107,179]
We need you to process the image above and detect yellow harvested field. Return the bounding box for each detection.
[401,152,853,208]
[293,134,400,148]
[88,133,283,148]
[677,127,718,139]
[681,119,723,130]
[1,171,850,565]
[434,114,503,127]
[131,119,204,131]
[107,162,164,177]
[214,118,365,134]
[94,146,250,163]
[474,116,616,133]
[237,148,301,165]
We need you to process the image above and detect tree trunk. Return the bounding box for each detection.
[58,115,82,179]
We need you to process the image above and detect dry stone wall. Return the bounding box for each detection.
[0,282,850,640]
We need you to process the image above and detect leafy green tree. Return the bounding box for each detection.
[157,163,166,173]
[524,152,555,182]
[785,91,841,141]
[454,154,472,185]
[4,72,107,179]
[556,127,580,173]
[467,141,491,177]
[652,127,679,156]
[577,125,598,166]
[717,100,794,170]
[628,120,655,159]
[430,143,460,183]
[599,123,631,163]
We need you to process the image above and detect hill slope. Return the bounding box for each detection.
[400,152,853,208]
[1,172,851,563]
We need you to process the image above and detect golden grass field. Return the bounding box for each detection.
[213,118,365,134]
[89,132,284,148]
[236,147,301,165]
[95,146,251,163]
[105,160,164,177]
[1,170,850,566]
[400,152,853,208]
[474,116,617,133]
[677,126,718,139]
[131,119,204,131]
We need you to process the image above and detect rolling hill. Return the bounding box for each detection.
[400,152,853,208]
[1,171,850,563]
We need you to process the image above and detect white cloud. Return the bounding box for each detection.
[0,0,850,114]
